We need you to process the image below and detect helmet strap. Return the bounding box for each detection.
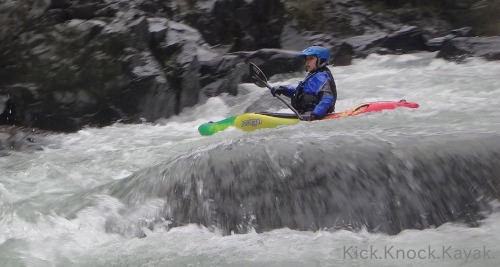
[317,58,327,69]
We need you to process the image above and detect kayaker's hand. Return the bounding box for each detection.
[271,86,287,97]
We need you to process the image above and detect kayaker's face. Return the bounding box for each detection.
[304,55,317,72]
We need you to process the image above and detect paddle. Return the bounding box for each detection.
[249,62,305,120]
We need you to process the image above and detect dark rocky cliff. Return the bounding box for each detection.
[1,0,499,136]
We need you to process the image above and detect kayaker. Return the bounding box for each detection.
[271,46,337,120]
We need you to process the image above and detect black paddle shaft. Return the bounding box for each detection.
[248,63,305,120]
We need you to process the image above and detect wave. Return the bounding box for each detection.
[87,132,500,237]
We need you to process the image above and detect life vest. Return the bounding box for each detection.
[291,67,337,114]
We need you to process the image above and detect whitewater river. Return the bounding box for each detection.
[1,52,500,266]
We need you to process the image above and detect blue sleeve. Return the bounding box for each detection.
[312,94,335,118]
[281,85,296,98]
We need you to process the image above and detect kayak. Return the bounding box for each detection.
[198,99,419,136]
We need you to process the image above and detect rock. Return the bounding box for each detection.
[0,96,15,125]
[426,27,476,52]
[179,56,202,109]
[0,84,38,127]
[183,0,286,51]
[445,0,500,36]
[199,58,247,101]
[0,0,47,44]
[0,9,180,131]
[343,33,388,51]
[343,32,388,57]
[451,27,476,37]
[119,49,176,123]
[0,126,53,154]
[436,37,500,62]
[160,20,206,111]
[362,0,500,36]
[0,0,294,132]
[68,2,104,20]
[279,25,311,52]
[380,26,426,53]
[243,49,305,80]
[147,17,168,47]
[331,42,354,66]
[49,0,70,9]
[99,134,500,236]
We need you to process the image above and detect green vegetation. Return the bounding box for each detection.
[172,0,197,10]
[283,0,325,31]
[360,0,500,35]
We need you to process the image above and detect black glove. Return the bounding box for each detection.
[271,86,287,97]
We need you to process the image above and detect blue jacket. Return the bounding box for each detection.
[281,69,337,118]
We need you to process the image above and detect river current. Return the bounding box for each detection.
[1,52,499,266]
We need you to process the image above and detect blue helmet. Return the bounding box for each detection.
[298,46,330,66]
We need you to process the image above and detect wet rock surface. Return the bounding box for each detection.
[437,36,500,62]
[0,126,52,155]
